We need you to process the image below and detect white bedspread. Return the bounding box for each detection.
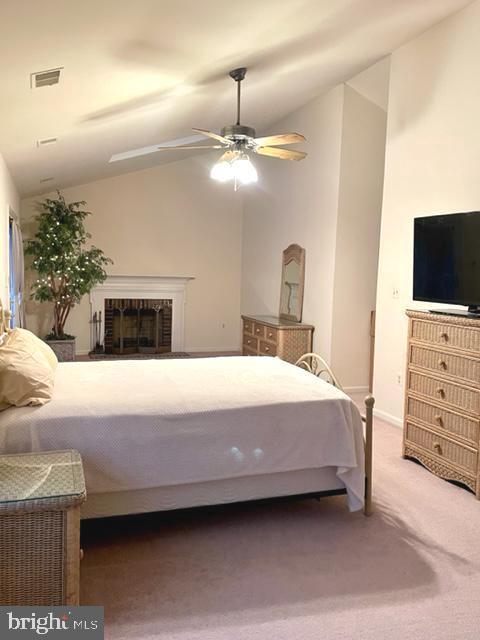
[0,356,365,510]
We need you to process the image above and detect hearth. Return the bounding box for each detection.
[103,298,172,354]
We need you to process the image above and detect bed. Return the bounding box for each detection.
[0,344,374,519]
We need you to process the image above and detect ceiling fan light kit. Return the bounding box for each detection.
[207,67,306,190]
[210,153,258,189]
[210,160,233,183]
[111,67,307,189]
[231,155,258,185]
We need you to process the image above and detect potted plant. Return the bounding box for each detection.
[25,192,112,361]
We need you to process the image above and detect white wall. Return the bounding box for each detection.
[331,85,386,388]
[242,80,386,388]
[374,0,480,424]
[0,152,20,306]
[21,155,243,354]
[346,56,391,111]
[241,85,345,362]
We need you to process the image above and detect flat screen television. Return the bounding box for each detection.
[413,211,480,314]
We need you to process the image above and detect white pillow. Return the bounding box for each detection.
[15,328,58,371]
[0,328,56,410]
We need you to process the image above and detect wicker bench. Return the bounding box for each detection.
[0,450,86,605]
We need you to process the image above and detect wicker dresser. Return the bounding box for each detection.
[0,450,86,605]
[404,310,480,498]
[241,315,314,364]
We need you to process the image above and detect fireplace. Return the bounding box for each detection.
[104,298,172,354]
[89,275,194,355]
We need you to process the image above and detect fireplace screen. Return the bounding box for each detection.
[104,298,172,354]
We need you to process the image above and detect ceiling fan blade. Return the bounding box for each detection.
[256,146,307,161]
[192,128,232,145]
[109,134,209,163]
[157,144,222,150]
[254,133,306,147]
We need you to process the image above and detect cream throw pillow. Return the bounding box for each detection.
[0,328,56,410]
[15,328,58,371]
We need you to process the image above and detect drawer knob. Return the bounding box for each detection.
[247,340,251,345]
[256,328,260,334]
[433,442,443,455]
[265,346,270,352]
[438,359,447,370]
[435,414,443,426]
[436,387,445,398]
[268,332,273,339]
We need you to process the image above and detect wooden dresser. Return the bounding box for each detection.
[404,310,480,498]
[241,315,314,364]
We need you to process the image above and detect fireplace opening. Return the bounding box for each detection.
[104,298,172,354]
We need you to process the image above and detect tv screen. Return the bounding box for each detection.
[413,212,480,307]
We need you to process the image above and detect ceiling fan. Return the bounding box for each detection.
[109,67,307,188]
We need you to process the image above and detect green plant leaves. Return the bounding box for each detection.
[25,191,113,337]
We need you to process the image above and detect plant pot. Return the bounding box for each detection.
[45,338,76,362]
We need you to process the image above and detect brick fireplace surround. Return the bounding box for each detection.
[104,298,172,354]
[89,276,194,355]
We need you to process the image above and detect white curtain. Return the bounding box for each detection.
[9,218,26,328]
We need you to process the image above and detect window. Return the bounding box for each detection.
[8,217,15,328]
[8,215,26,329]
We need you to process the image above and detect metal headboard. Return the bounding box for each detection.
[295,352,343,390]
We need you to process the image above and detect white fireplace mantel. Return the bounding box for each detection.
[89,275,194,352]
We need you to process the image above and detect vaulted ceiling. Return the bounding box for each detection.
[0,0,472,195]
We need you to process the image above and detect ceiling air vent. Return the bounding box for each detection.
[30,67,63,88]
[36,137,57,147]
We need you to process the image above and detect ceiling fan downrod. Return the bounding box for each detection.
[229,67,247,126]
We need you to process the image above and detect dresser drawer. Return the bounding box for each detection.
[243,319,254,335]
[405,422,478,475]
[410,344,480,387]
[253,323,265,339]
[243,334,258,351]
[408,371,480,415]
[243,346,257,356]
[411,319,480,354]
[264,326,278,344]
[259,340,277,356]
[406,396,479,446]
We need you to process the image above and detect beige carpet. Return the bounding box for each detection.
[80,408,480,640]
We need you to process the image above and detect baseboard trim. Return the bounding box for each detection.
[373,408,403,428]
[344,386,369,394]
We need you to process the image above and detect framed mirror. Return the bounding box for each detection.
[279,244,306,322]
